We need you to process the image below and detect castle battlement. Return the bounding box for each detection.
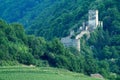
[61,10,103,51]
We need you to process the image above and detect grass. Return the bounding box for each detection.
[0,66,101,80]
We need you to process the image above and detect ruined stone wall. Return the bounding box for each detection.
[61,10,102,51]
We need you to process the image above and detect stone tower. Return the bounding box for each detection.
[61,10,102,51]
[88,10,99,31]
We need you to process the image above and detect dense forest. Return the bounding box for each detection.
[0,0,120,39]
[0,0,120,79]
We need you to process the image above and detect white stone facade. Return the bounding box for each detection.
[61,10,103,51]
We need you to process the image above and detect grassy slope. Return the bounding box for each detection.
[0,66,101,80]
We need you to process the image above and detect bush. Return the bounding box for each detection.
[33,60,49,67]
[0,60,19,66]
[16,52,34,65]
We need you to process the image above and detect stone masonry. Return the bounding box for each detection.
[61,10,103,51]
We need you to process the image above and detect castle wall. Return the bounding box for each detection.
[61,10,102,51]
[61,37,80,51]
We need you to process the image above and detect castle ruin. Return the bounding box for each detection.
[61,10,103,51]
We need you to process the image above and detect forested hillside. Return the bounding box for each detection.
[0,0,120,39]
[0,20,105,78]
[0,0,120,79]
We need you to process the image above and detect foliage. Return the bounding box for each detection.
[0,0,120,40]
[0,0,120,79]
[0,20,86,75]
[0,60,19,66]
